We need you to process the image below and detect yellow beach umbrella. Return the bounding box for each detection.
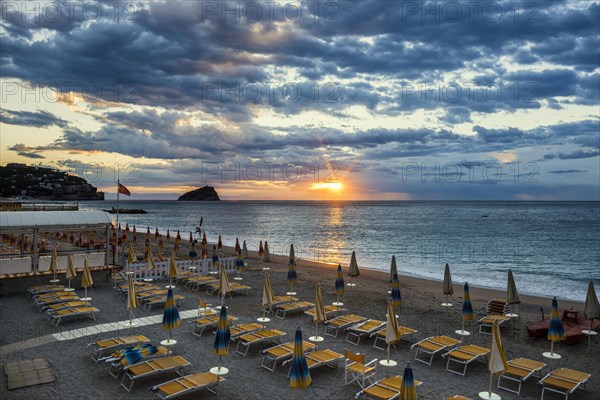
[309,284,326,342]
[259,272,274,322]
[81,259,93,301]
[218,263,231,306]
[65,254,77,290]
[167,254,177,288]
[127,275,138,329]
[385,300,401,366]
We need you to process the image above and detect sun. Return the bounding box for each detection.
[310,182,344,192]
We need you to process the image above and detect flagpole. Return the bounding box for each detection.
[116,165,120,271]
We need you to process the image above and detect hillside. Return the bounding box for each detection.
[0,163,104,200]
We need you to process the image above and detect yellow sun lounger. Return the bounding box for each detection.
[109,346,170,378]
[45,301,91,316]
[138,290,169,301]
[540,368,591,400]
[29,285,66,296]
[442,344,490,376]
[357,374,423,399]
[447,396,472,400]
[142,294,185,311]
[151,371,223,400]
[275,301,315,319]
[120,355,191,392]
[91,335,151,362]
[235,329,287,356]
[324,314,367,338]
[497,357,546,395]
[372,325,417,350]
[206,282,251,297]
[284,349,344,375]
[260,340,316,372]
[478,314,511,334]
[411,335,461,366]
[185,276,218,291]
[305,305,343,320]
[51,306,99,326]
[346,319,386,345]
[191,314,238,337]
[36,294,81,310]
[230,323,265,340]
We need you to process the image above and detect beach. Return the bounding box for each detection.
[1,241,598,400]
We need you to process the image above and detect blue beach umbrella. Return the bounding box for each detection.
[459,282,474,334]
[547,296,566,357]
[121,343,157,366]
[235,250,245,271]
[400,361,417,400]
[335,264,345,305]
[213,305,231,372]
[212,245,219,264]
[161,288,182,340]
[189,242,197,259]
[391,271,402,309]
[287,259,298,287]
[290,327,312,392]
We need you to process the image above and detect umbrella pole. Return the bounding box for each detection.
[550,341,554,356]
[588,320,592,352]
[488,371,493,395]
[84,287,88,299]
[68,278,71,290]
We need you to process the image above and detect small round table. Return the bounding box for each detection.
[478,392,501,399]
[542,352,561,360]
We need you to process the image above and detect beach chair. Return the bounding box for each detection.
[344,349,377,390]
[143,294,185,311]
[275,301,315,319]
[442,344,490,376]
[191,314,238,337]
[497,357,546,395]
[91,335,151,362]
[51,306,99,326]
[411,335,461,366]
[207,282,251,297]
[284,349,344,375]
[305,305,343,320]
[45,300,91,316]
[230,323,265,340]
[138,290,169,301]
[260,340,316,372]
[235,329,286,356]
[109,345,169,378]
[150,372,223,400]
[372,325,417,350]
[346,319,386,345]
[486,298,516,315]
[36,295,81,311]
[540,368,591,400]
[478,314,512,334]
[185,276,218,291]
[357,374,423,400]
[324,314,367,338]
[120,355,191,392]
[28,285,66,296]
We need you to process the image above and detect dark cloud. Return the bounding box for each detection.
[0,109,67,128]
[547,169,587,174]
[7,144,45,159]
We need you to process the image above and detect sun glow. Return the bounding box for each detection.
[311,182,344,192]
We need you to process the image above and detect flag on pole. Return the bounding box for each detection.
[118,183,131,196]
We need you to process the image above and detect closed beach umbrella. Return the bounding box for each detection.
[290,327,312,392]
[168,254,177,288]
[391,271,402,309]
[65,254,77,289]
[146,251,156,280]
[189,242,197,260]
[218,263,231,305]
[480,321,508,399]
[458,282,473,335]
[146,226,150,235]
[348,251,359,287]
[166,229,170,240]
[202,232,207,246]
[212,245,219,264]
[125,223,130,232]
[49,247,58,282]
[289,244,296,263]
[546,296,566,358]
[242,240,248,258]
[385,300,401,365]
[217,235,223,252]
[81,259,93,300]
[262,241,271,262]
[161,288,182,342]
[155,228,160,238]
[173,241,180,254]
[287,257,298,293]
[235,250,245,275]
[176,230,181,242]
[584,280,600,351]
[127,275,138,327]
[399,362,417,400]
[507,269,521,305]
[213,305,231,369]
[442,263,453,306]
[335,264,345,296]
[314,284,326,323]
[128,244,136,264]
[234,238,240,254]
[389,255,398,282]
[201,241,208,259]
[259,241,264,259]
[262,272,275,310]
[132,225,137,243]
[189,232,193,244]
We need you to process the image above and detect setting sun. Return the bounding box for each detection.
[310,182,344,192]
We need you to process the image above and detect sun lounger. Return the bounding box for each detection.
[411,335,461,366]
[207,282,251,297]
[486,298,516,316]
[497,357,546,395]
[151,371,223,400]
[192,314,238,337]
[442,344,490,376]
[372,325,417,350]
[185,276,218,291]
[91,335,151,362]
[346,319,386,345]
[230,323,265,340]
[28,285,66,296]
[344,349,377,390]
[138,290,169,301]
[45,300,91,315]
[142,294,185,311]
[51,306,99,326]
[447,396,472,400]
[109,345,169,378]
[324,314,367,338]
[284,349,344,375]
[540,368,591,400]
[120,355,191,392]
[235,329,286,356]
[357,374,423,400]
[275,301,315,319]
[305,305,343,320]
[260,340,316,372]
[36,293,80,309]
[478,314,512,334]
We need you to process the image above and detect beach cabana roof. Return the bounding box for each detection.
[0,210,113,232]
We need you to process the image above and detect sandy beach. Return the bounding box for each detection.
[1,240,598,400]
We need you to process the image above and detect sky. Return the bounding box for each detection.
[1,0,599,200]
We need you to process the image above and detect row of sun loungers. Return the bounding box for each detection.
[27,285,101,326]
[260,340,316,372]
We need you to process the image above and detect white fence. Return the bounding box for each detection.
[0,251,107,275]
[126,257,237,281]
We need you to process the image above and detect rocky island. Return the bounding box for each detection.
[178,186,220,201]
[0,163,104,200]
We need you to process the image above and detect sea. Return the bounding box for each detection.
[80,201,600,302]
